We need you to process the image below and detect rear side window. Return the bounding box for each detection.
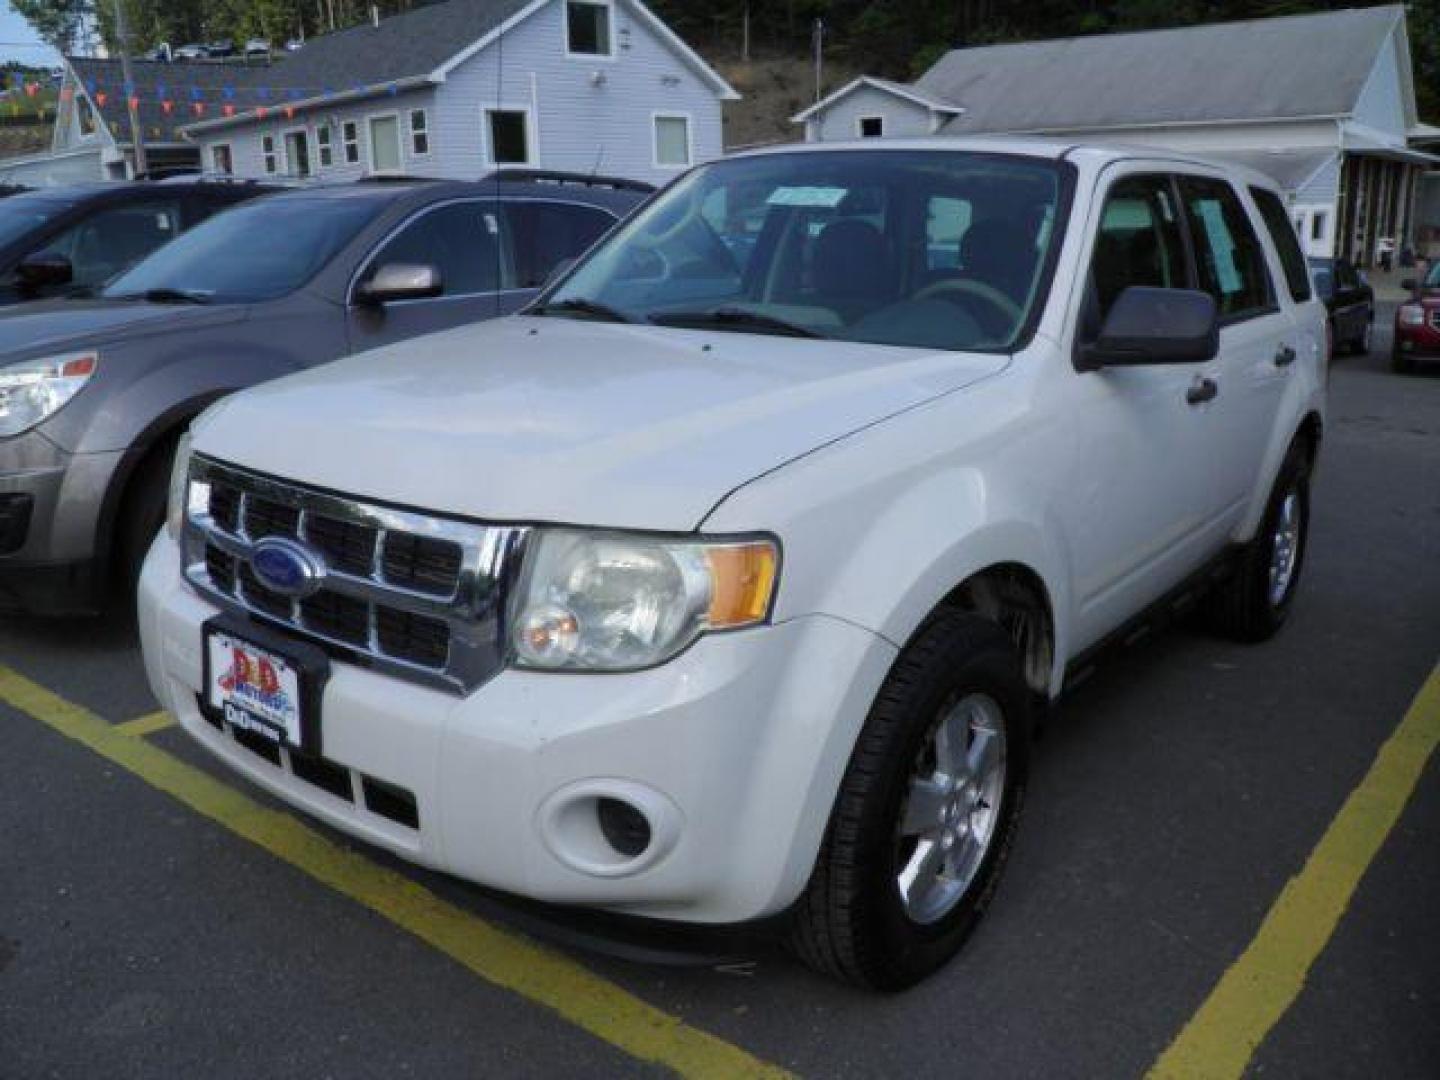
[1177,176,1273,321]
[505,201,614,289]
[1249,186,1312,303]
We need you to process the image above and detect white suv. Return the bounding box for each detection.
[139,140,1326,989]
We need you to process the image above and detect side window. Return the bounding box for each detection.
[1249,186,1312,303]
[505,202,614,289]
[362,201,504,297]
[37,200,183,289]
[1085,174,1188,337]
[1177,176,1273,321]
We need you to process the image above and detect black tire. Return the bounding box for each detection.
[115,438,178,605]
[1206,442,1310,642]
[1391,345,1415,374]
[788,611,1031,990]
[1351,319,1372,356]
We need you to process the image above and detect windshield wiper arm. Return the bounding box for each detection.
[648,307,827,339]
[529,297,635,323]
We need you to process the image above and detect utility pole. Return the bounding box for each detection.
[812,17,824,104]
[741,4,749,63]
[112,0,147,176]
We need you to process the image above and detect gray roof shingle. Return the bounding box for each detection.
[920,5,1404,135]
[68,0,532,142]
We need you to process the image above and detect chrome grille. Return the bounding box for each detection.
[181,455,528,695]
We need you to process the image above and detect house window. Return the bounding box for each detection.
[343,121,360,164]
[486,109,530,164]
[262,134,278,174]
[211,144,233,174]
[1311,211,1327,242]
[317,124,334,168]
[653,114,690,167]
[566,1,611,56]
[369,115,402,173]
[409,109,429,156]
[859,116,884,138]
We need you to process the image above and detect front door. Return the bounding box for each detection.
[284,130,311,178]
[1058,170,1223,648]
[346,199,515,353]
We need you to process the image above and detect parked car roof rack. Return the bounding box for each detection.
[481,168,656,194]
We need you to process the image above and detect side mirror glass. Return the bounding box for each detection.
[17,251,74,289]
[1079,286,1218,371]
[355,262,442,305]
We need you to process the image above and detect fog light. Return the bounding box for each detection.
[597,797,651,858]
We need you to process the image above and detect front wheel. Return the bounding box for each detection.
[1206,443,1310,641]
[789,612,1030,990]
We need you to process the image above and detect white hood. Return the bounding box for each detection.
[194,316,1007,530]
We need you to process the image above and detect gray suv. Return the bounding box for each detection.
[0,176,644,615]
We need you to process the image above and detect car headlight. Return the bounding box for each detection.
[165,432,206,541]
[0,351,98,437]
[510,529,779,671]
[1399,303,1426,327]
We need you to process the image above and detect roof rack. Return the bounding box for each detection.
[354,174,446,184]
[481,168,656,194]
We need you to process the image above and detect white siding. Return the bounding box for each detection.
[1295,156,1341,203]
[1352,25,1408,140]
[806,85,937,142]
[0,148,105,186]
[432,0,723,185]
[193,0,726,187]
[198,87,440,181]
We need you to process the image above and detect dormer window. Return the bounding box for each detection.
[567,0,611,56]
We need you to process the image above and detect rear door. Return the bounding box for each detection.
[1175,173,1292,529]
[346,198,512,353]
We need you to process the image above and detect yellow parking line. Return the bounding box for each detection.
[114,710,176,738]
[0,665,791,1079]
[1149,661,1440,1079]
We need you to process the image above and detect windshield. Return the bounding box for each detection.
[543,150,1067,351]
[0,195,71,249]
[103,197,377,303]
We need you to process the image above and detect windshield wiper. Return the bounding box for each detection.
[648,307,827,339]
[529,297,635,323]
[108,287,213,305]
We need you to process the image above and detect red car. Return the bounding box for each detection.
[1393,261,1440,372]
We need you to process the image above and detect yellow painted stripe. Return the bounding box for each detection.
[0,665,790,1079]
[1150,662,1440,1079]
[114,710,177,738]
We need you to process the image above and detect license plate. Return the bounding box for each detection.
[206,629,307,748]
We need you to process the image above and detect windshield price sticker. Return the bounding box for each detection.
[767,186,848,208]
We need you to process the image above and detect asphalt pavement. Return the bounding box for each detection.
[1,318,1437,1079]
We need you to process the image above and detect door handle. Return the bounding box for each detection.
[1274,344,1297,367]
[1186,376,1218,405]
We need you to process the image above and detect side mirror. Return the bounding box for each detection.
[16,251,73,289]
[355,262,442,305]
[1079,286,1218,371]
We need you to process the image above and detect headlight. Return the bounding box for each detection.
[0,351,98,437]
[1399,304,1425,327]
[510,529,778,671]
[165,432,206,541]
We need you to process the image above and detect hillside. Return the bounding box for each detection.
[717,54,859,151]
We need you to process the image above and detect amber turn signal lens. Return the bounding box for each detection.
[705,542,777,628]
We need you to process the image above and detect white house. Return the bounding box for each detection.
[794,5,1439,263]
[2,0,737,189]
[183,0,736,187]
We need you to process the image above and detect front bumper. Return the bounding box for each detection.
[0,433,123,614]
[139,532,897,924]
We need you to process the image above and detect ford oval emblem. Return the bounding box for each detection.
[250,536,326,599]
